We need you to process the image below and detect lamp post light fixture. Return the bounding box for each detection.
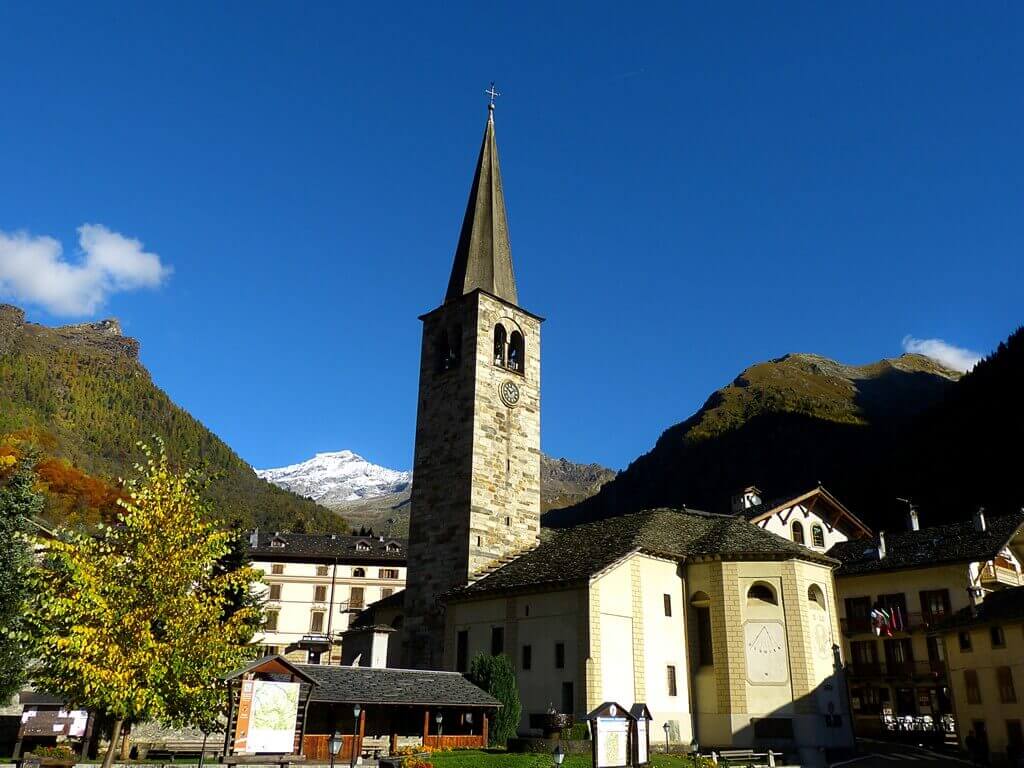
[552,743,566,766]
[435,713,444,739]
[350,705,362,768]
[689,739,699,756]
[328,731,343,768]
[662,722,670,753]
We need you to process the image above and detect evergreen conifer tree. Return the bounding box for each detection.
[0,455,41,701]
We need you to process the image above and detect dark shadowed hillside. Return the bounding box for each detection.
[0,304,345,532]
[544,350,974,530]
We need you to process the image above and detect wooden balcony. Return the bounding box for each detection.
[842,611,953,636]
[847,660,947,680]
[979,563,1023,588]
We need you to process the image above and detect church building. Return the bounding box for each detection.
[395,99,855,762]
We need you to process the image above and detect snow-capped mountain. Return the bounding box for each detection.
[256,451,411,507]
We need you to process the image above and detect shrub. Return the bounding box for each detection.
[468,653,521,747]
[564,721,590,740]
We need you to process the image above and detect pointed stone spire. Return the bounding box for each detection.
[445,100,518,305]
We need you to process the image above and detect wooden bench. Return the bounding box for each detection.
[713,748,779,767]
[139,740,224,761]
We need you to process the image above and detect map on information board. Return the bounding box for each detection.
[246,680,300,752]
[595,716,629,767]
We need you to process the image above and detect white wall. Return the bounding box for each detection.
[759,503,850,553]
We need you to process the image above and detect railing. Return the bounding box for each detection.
[847,660,947,679]
[841,611,952,636]
[980,563,1023,587]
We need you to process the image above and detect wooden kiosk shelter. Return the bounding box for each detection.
[223,656,500,763]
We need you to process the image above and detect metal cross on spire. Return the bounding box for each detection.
[485,82,500,116]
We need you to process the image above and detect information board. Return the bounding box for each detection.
[595,716,630,768]
[636,719,648,764]
[236,680,300,753]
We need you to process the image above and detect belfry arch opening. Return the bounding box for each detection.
[492,322,525,375]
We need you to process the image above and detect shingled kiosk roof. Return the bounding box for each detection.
[827,512,1024,577]
[444,104,517,305]
[249,532,407,563]
[931,585,1024,632]
[298,664,500,708]
[451,508,836,600]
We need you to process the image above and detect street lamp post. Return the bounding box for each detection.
[662,722,670,754]
[350,705,362,768]
[552,743,565,766]
[328,731,343,768]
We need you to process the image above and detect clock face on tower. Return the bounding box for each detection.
[499,380,521,408]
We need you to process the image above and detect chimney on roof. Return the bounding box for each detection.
[908,506,920,531]
[249,527,259,547]
[730,485,763,513]
[877,530,887,559]
[974,507,987,533]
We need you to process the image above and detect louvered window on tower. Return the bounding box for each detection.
[508,331,524,373]
[494,324,507,366]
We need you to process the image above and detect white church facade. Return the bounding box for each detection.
[356,98,858,763]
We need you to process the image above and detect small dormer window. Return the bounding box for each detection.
[386,541,400,552]
[355,540,371,552]
[270,539,286,549]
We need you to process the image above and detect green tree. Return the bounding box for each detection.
[0,454,42,701]
[20,441,262,768]
[468,653,522,747]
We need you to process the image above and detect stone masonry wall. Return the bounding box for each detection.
[404,290,542,668]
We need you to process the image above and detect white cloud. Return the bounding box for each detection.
[902,335,982,373]
[0,224,171,316]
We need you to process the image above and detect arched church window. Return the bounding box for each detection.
[436,327,460,372]
[811,524,825,548]
[808,584,827,610]
[747,582,778,606]
[508,331,524,373]
[352,567,366,577]
[493,324,507,366]
[690,591,713,666]
[792,521,805,545]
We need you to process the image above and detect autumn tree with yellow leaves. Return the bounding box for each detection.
[19,441,262,768]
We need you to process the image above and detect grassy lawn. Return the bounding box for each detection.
[427,750,705,767]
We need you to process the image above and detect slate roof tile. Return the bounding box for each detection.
[452,508,835,600]
[827,512,1024,576]
[250,533,407,563]
[298,664,500,708]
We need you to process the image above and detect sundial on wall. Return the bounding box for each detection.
[744,621,788,683]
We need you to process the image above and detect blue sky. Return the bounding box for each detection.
[0,3,1020,472]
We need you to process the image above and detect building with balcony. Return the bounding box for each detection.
[933,584,1024,766]
[248,531,407,664]
[828,508,1024,737]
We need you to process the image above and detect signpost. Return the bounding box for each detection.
[587,702,635,768]
[629,704,652,766]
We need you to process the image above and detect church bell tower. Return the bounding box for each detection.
[403,97,542,669]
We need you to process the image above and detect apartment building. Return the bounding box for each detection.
[829,508,1024,736]
[934,584,1024,766]
[249,531,407,664]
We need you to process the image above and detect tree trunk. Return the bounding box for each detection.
[101,719,123,768]
[119,722,132,761]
